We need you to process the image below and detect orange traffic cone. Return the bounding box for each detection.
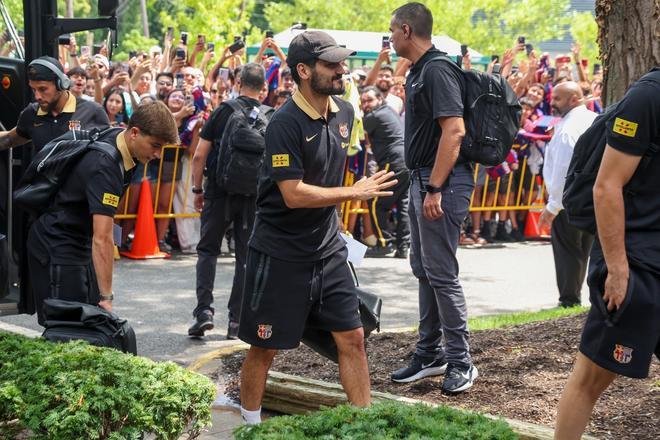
[524,208,551,239]
[120,179,170,259]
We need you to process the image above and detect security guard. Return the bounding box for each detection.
[388,2,477,394]
[0,56,109,153]
[27,102,179,324]
[555,68,660,439]
[237,31,396,425]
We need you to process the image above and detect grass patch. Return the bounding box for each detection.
[468,306,588,332]
[234,401,516,440]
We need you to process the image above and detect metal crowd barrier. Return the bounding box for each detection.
[340,149,547,230]
[469,158,546,212]
[115,145,201,220]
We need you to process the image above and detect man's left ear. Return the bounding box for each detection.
[129,126,140,140]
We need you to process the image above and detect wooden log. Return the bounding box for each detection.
[263,370,599,440]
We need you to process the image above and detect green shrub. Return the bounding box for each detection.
[0,332,215,439]
[234,401,517,440]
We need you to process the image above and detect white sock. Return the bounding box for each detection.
[240,406,262,425]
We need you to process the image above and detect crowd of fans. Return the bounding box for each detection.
[27,29,603,255]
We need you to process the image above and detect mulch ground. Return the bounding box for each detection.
[219,314,659,439]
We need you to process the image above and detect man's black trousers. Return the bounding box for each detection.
[551,210,594,307]
[369,165,410,249]
[194,191,255,322]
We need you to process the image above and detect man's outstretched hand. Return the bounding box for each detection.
[352,170,397,201]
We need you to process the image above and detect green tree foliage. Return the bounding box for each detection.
[155,0,261,51]
[570,11,599,64]
[264,0,572,56]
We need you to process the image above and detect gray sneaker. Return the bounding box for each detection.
[441,363,478,394]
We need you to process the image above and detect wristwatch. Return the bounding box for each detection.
[192,186,204,194]
[425,184,443,194]
[100,293,114,301]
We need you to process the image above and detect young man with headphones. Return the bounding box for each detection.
[0,56,109,152]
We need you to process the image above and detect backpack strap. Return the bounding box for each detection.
[224,99,244,114]
[88,141,126,180]
[418,54,467,103]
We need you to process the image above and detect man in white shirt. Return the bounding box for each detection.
[540,82,597,307]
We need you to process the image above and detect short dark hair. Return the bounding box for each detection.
[379,64,394,74]
[128,101,179,144]
[67,66,87,79]
[156,72,173,82]
[240,63,266,91]
[290,59,317,85]
[392,2,433,40]
[361,86,383,99]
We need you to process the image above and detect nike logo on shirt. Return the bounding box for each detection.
[305,133,318,142]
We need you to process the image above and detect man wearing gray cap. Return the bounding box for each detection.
[0,56,109,153]
[237,31,397,424]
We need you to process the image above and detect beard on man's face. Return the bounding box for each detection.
[310,69,345,96]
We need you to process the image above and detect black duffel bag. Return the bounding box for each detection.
[41,299,137,355]
[301,263,382,363]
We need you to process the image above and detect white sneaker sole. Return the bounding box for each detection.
[443,365,479,394]
[392,363,448,383]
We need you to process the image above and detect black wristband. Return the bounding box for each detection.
[192,187,204,194]
[425,184,442,194]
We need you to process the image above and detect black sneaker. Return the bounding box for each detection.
[188,312,214,337]
[509,227,525,242]
[494,222,514,242]
[391,353,448,383]
[441,363,478,394]
[227,321,240,340]
[366,245,395,258]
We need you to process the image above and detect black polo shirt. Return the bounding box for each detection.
[27,128,136,265]
[602,69,660,271]
[16,92,110,152]
[404,46,465,170]
[200,96,262,198]
[249,91,354,262]
[363,103,406,169]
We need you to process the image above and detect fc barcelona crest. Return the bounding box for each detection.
[339,122,349,139]
[613,344,633,364]
[257,324,272,340]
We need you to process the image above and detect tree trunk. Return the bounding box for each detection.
[140,0,150,37]
[65,0,74,18]
[596,0,660,106]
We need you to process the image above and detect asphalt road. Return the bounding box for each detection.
[0,241,587,366]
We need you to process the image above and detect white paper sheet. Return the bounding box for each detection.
[340,233,368,267]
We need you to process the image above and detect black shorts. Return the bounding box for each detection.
[238,246,362,349]
[579,256,660,378]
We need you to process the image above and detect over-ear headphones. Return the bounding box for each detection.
[28,58,71,91]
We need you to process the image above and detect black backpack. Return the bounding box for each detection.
[13,127,124,215]
[41,299,138,355]
[563,70,660,234]
[421,56,522,166]
[215,100,273,196]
